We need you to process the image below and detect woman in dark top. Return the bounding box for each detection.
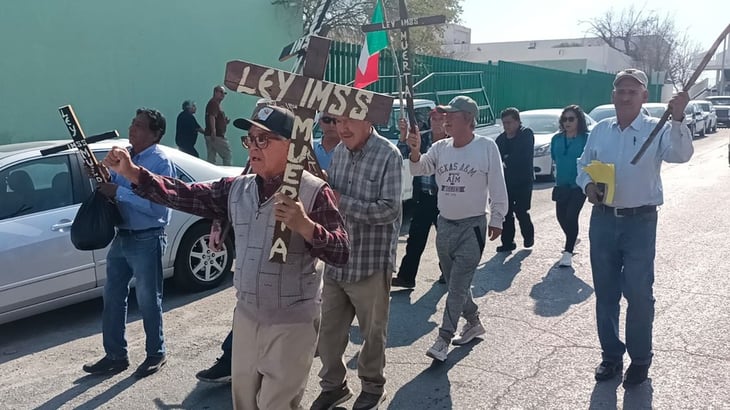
[550,105,589,267]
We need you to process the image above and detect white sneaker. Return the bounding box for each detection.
[558,251,572,267]
[426,337,449,362]
[452,320,486,345]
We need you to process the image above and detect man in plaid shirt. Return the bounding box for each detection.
[311,116,403,410]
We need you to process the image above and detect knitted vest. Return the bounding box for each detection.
[228,171,325,324]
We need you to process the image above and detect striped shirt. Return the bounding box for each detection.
[326,130,403,283]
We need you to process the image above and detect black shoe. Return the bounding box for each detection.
[134,355,167,378]
[391,277,415,289]
[496,243,517,253]
[437,275,446,284]
[524,237,534,248]
[82,356,130,375]
[622,363,649,388]
[195,357,231,383]
[310,384,353,410]
[594,360,623,381]
[353,390,387,410]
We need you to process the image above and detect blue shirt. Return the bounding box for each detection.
[576,114,693,208]
[314,141,337,171]
[551,131,588,188]
[111,144,174,230]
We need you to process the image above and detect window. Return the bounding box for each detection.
[0,155,74,220]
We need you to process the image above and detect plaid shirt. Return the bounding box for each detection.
[326,130,403,282]
[131,168,349,266]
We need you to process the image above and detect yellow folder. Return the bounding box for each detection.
[583,161,615,205]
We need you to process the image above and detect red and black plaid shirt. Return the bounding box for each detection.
[132,168,349,266]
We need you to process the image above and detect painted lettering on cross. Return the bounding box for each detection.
[224,61,393,124]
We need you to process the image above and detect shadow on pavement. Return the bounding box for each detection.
[472,250,531,297]
[35,373,139,410]
[389,340,481,409]
[387,282,447,348]
[153,383,232,410]
[588,378,653,410]
[623,379,653,410]
[529,265,593,317]
[0,275,233,366]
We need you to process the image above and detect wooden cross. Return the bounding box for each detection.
[41,106,118,183]
[224,39,393,264]
[361,0,445,130]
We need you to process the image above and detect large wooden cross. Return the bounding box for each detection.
[362,0,445,130]
[224,40,393,264]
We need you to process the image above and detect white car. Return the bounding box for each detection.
[0,139,241,325]
[517,109,597,180]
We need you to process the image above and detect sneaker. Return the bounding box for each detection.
[594,360,623,381]
[451,320,486,345]
[426,337,449,362]
[310,384,353,410]
[524,237,534,248]
[82,356,130,375]
[352,390,387,410]
[134,355,167,378]
[195,357,231,383]
[496,243,517,253]
[622,363,649,388]
[437,275,446,284]
[391,277,415,289]
[558,251,572,267]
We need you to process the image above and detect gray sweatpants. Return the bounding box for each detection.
[436,214,487,341]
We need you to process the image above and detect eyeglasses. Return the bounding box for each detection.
[560,116,577,123]
[241,133,285,149]
[320,116,336,124]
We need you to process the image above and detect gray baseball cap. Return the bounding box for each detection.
[613,68,648,87]
[436,96,479,117]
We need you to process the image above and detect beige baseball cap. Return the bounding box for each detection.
[613,68,648,87]
[436,96,479,117]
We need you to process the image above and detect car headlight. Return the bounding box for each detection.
[534,143,550,157]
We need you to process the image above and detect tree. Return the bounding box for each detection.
[271,0,463,55]
[583,6,702,90]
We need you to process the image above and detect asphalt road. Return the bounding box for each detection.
[1,130,728,410]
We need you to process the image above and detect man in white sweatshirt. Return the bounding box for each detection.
[407,96,509,361]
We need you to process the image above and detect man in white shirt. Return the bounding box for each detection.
[407,96,508,361]
[577,68,693,388]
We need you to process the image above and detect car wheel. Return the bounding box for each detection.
[173,221,233,291]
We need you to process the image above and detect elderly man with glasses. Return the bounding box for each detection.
[102,105,350,410]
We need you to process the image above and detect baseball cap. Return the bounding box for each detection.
[613,68,648,87]
[233,105,294,139]
[436,96,479,117]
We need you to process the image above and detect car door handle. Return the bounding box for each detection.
[51,220,73,231]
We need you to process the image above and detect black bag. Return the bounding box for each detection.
[71,190,122,250]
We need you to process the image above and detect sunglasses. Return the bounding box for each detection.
[320,116,336,124]
[241,133,285,149]
[560,116,577,123]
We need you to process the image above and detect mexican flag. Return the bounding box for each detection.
[354,0,389,89]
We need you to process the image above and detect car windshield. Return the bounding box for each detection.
[589,107,616,122]
[520,113,560,134]
[708,98,730,105]
[644,106,666,118]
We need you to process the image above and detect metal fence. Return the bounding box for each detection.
[326,40,661,114]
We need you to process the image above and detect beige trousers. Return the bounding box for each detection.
[317,271,392,395]
[205,135,232,166]
[231,306,318,410]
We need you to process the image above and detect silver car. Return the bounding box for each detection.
[0,139,240,325]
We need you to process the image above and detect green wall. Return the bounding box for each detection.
[0,0,302,166]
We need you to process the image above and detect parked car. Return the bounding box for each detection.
[683,102,706,138]
[642,102,668,119]
[517,109,597,180]
[588,104,651,122]
[0,139,241,325]
[691,100,718,134]
[706,96,730,128]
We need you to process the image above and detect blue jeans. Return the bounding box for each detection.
[102,228,166,360]
[589,208,657,365]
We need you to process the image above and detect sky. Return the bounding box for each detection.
[460,0,728,52]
